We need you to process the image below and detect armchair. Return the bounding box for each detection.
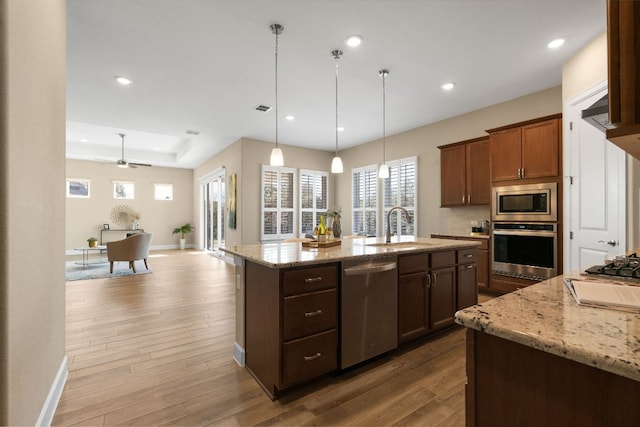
[106,232,153,273]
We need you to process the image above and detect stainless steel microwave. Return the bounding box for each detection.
[491,182,557,222]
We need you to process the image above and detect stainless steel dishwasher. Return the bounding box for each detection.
[341,256,398,369]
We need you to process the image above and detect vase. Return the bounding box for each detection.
[89,241,97,248]
[332,216,342,238]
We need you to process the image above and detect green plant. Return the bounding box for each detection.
[172,223,194,239]
[327,210,341,218]
[87,237,98,243]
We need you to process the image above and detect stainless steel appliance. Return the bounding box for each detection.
[492,222,557,280]
[341,257,397,369]
[492,182,557,222]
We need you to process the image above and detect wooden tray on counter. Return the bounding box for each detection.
[302,239,342,248]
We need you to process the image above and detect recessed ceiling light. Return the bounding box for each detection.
[115,76,132,85]
[547,38,565,49]
[337,126,345,132]
[441,82,456,91]
[80,138,88,142]
[345,34,363,48]
[285,115,295,121]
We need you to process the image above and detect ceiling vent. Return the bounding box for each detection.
[185,129,200,135]
[255,104,272,112]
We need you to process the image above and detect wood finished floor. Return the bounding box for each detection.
[54,250,492,426]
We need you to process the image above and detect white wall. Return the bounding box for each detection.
[1,1,67,424]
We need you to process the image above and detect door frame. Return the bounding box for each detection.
[563,80,627,272]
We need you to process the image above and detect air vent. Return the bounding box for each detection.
[255,104,272,112]
[185,129,200,135]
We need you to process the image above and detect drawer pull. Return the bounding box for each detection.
[304,352,322,362]
[465,254,473,258]
[304,309,323,317]
[304,276,323,283]
[466,264,474,269]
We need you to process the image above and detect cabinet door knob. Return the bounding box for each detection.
[465,264,474,269]
[304,352,322,362]
[304,277,322,283]
[304,309,323,317]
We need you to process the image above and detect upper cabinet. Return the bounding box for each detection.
[487,115,561,183]
[439,136,490,207]
[605,0,640,157]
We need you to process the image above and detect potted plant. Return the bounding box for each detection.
[87,237,98,248]
[172,223,194,250]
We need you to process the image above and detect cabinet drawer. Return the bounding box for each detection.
[282,329,337,386]
[283,264,337,296]
[431,251,456,269]
[458,248,477,264]
[399,253,429,275]
[283,289,337,341]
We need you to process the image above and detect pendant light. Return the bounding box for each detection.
[269,23,284,167]
[331,49,344,174]
[378,69,390,179]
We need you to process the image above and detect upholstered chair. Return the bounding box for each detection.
[106,232,153,273]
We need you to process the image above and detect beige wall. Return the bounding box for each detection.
[562,32,608,102]
[335,86,563,237]
[1,1,66,425]
[194,137,335,246]
[66,160,194,250]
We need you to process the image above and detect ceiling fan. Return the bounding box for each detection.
[116,133,151,168]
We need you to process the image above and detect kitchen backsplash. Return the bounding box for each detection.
[448,206,491,234]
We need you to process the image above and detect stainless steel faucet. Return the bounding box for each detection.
[386,206,413,243]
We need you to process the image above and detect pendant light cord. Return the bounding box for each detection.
[380,69,389,163]
[274,26,280,149]
[333,50,342,156]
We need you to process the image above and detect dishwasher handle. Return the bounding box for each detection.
[343,262,397,276]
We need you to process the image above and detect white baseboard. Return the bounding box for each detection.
[233,342,245,367]
[66,244,197,255]
[36,355,68,427]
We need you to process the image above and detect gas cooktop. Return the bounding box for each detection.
[585,253,640,279]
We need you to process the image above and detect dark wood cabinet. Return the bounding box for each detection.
[431,235,489,290]
[606,0,640,157]
[457,249,478,310]
[488,115,561,182]
[398,249,475,344]
[245,261,338,399]
[439,137,490,206]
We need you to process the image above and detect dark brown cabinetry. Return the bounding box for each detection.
[488,115,561,182]
[457,248,479,310]
[431,235,489,290]
[606,0,640,157]
[439,136,490,206]
[245,261,338,398]
[398,249,476,345]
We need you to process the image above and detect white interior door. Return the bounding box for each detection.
[564,81,626,272]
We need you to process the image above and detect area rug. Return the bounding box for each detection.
[65,260,153,281]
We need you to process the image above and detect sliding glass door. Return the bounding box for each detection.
[201,168,225,254]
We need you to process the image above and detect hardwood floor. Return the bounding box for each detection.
[54,250,484,426]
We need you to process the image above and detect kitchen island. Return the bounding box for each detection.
[455,273,640,426]
[223,236,480,398]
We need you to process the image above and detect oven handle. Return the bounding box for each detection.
[493,230,556,238]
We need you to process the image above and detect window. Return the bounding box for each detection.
[352,165,378,236]
[261,165,296,241]
[153,183,173,200]
[113,181,135,199]
[66,179,90,198]
[383,157,418,237]
[299,169,328,236]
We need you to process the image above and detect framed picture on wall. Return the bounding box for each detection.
[66,178,90,198]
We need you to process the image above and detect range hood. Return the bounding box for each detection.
[581,94,613,133]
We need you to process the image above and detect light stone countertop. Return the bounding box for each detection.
[431,232,490,239]
[455,273,640,382]
[221,236,480,268]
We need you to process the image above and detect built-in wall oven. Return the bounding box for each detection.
[492,223,557,280]
[491,182,558,281]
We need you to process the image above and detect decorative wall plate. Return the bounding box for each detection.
[110,204,136,226]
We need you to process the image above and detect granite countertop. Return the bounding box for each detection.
[221,236,480,268]
[455,273,640,382]
[431,232,490,239]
